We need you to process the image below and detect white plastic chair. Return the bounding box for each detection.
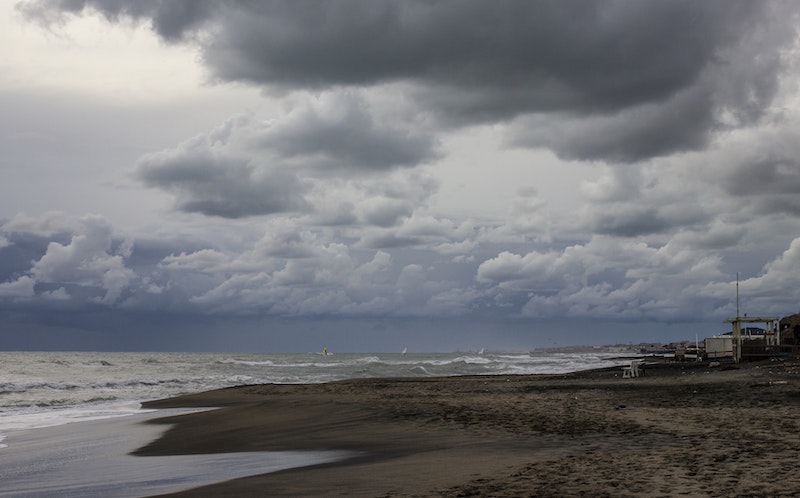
[622,361,640,378]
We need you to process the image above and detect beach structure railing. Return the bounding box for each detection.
[724,316,779,363]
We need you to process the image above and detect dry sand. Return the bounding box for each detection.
[137,357,800,497]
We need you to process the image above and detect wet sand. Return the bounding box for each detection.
[0,410,348,498]
[139,357,800,497]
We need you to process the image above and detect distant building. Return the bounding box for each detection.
[705,335,732,359]
[715,327,766,338]
[780,313,800,345]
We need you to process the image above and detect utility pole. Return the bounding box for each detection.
[735,272,744,363]
[736,272,740,319]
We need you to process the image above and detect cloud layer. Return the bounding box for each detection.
[5,1,800,348]
[20,0,798,163]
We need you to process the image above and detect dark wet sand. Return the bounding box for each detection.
[139,357,800,497]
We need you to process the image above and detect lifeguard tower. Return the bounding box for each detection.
[723,315,779,363]
[724,273,779,363]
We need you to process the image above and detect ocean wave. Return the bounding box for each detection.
[350,356,382,365]
[224,375,257,385]
[218,358,276,367]
[455,355,494,365]
[1,378,203,398]
[46,359,72,366]
[28,395,117,408]
[417,355,494,367]
[83,360,114,367]
[408,365,433,375]
[2,381,82,393]
[35,398,71,408]
[0,383,28,394]
[84,396,120,403]
[0,399,148,432]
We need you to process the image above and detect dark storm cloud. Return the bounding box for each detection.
[258,92,440,172]
[508,86,715,163]
[137,148,310,218]
[17,0,218,40]
[587,208,674,238]
[695,123,800,217]
[133,94,439,219]
[719,158,800,215]
[19,0,798,163]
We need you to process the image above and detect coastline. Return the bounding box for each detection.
[0,410,349,498]
[137,357,800,497]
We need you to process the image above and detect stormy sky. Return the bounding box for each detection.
[2,0,800,352]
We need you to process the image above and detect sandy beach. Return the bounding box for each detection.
[137,357,800,497]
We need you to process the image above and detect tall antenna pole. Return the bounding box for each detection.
[736,272,740,319]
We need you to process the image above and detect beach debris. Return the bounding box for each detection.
[614,405,626,410]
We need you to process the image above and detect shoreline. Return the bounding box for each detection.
[136,357,800,497]
[0,410,351,498]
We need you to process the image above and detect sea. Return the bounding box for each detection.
[0,350,625,437]
[0,350,625,497]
